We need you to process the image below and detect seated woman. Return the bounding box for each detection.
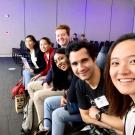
[23,35,46,90]
[27,48,72,130]
[88,33,135,135]
[43,72,81,135]
[27,37,55,98]
[31,37,54,81]
[104,33,135,135]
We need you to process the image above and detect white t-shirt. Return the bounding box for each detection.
[30,50,39,69]
[123,107,135,135]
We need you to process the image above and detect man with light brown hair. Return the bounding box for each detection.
[55,24,70,48]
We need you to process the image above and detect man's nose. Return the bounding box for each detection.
[77,63,84,71]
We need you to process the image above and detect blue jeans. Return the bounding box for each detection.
[44,96,82,135]
[23,69,34,89]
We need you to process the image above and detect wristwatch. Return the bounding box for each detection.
[95,111,103,121]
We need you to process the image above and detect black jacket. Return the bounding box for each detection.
[26,47,46,74]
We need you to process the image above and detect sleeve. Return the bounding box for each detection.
[76,80,91,110]
[39,66,49,76]
[42,67,53,85]
[33,51,46,74]
[40,48,55,76]
[67,76,78,103]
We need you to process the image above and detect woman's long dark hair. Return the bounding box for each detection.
[25,35,39,52]
[40,37,52,45]
[52,48,71,90]
[104,33,135,117]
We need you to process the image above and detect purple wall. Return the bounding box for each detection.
[0,0,134,56]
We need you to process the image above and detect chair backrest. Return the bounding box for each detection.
[93,41,100,56]
[99,41,104,52]
[96,45,110,69]
[20,40,26,50]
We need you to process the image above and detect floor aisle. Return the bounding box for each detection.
[0,57,23,135]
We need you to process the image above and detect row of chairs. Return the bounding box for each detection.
[90,40,114,56]
[12,40,113,65]
[12,40,28,65]
[12,40,55,65]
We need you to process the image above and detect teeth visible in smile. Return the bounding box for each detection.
[119,79,134,82]
[61,65,65,69]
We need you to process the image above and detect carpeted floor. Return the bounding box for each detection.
[0,57,23,135]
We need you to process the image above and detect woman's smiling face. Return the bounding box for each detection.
[39,39,51,53]
[110,40,135,97]
[54,53,69,71]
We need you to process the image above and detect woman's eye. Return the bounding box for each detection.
[60,57,64,60]
[130,59,135,64]
[110,61,119,66]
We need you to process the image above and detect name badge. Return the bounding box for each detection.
[94,95,109,109]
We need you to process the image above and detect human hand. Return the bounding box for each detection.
[24,65,33,73]
[89,106,100,119]
[60,96,67,107]
[29,68,34,73]
[24,64,30,69]
[31,74,40,81]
